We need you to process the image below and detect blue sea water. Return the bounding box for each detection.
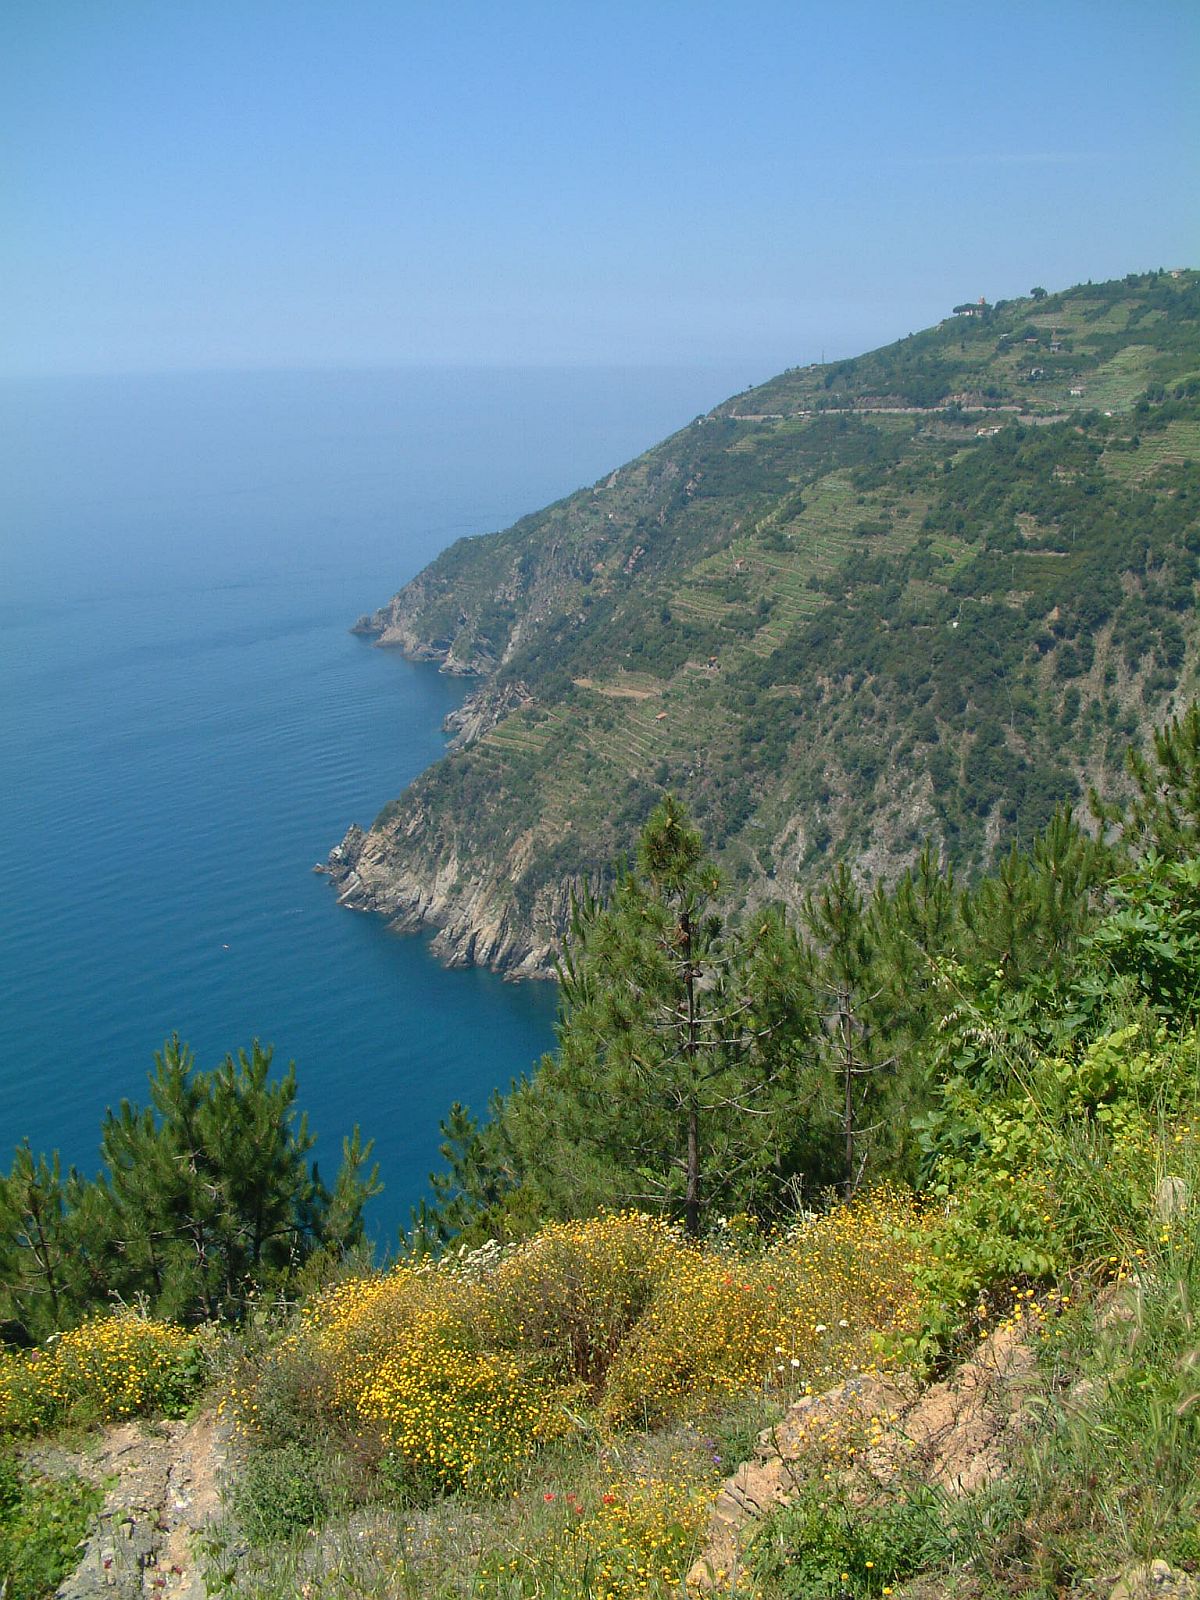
[0,365,751,1244]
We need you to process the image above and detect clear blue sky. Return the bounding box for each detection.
[3,0,1197,377]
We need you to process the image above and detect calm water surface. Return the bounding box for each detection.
[0,365,751,1242]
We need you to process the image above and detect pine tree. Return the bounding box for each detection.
[1,1036,381,1331]
[803,863,894,1196]
[538,797,814,1234]
[958,806,1108,985]
[1092,703,1200,861]
[414,1099,518,1248]
[97,1036,380,1320]
[0,1145,76,1339]
[870,844,958,1065]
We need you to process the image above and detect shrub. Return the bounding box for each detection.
[222,1327,337,1451]
[234,1193,934,1504]
[912,1018,1198,1354]
[230,1442,331,1544]
[602,1188,932,1427]
[285,1267,574,1496]
[0,1312,197,1432]
[752,1481,949,1599]
[482,1212,675,1391]
[359,1336,569,1497]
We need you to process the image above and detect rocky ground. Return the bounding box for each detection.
[688,1322,1040,1593]
[28,1411,228,1599]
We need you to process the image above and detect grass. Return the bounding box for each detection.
[0,1453,103,1600]
[1013,1187,1200,1581]
[202,1424,720,1599]
[1075,345,1158,413]
[668,467,928,658]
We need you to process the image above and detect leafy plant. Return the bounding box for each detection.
[0,1454,102,1600]
[230,1443,332,1544]
[752,1480,951,1599]
[0,1312,200,1433]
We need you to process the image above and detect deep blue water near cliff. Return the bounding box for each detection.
[0,365,752,1244]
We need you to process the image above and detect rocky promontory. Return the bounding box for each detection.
[350,584,496,676]
[326,818,582,978]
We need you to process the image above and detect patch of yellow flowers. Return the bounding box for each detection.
[302,1267,576,1495]
[484,1210,677,1394]
[602,1185,929,1427]
[0,1311,193,1431]
[248,1187,935,1498]
[477,1473,709,1600]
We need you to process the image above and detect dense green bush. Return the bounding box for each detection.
[230,1443,333,1544]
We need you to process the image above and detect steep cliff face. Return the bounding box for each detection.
[328,816,587,977]
[442,681,535,753]
[329,272,1200,975]
[352,580,492,676]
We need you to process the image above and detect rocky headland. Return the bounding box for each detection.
[325,272,1200,977]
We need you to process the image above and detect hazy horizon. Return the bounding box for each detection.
[3,0,1196,380]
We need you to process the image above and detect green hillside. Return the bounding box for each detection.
[332,270,1200,972]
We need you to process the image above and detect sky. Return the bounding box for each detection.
[2,0,1197,378]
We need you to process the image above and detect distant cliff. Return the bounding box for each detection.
[328,270,1200,973]
[328,816,589,976]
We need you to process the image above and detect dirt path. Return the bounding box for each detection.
[33,1410,228,1599]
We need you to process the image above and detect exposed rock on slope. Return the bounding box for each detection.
[329,818,584,976]
[688,1322,1037,1592]
[35,1411,228,1600]
[443,680,535,753]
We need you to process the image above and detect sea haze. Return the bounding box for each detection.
[0,364,754,1243]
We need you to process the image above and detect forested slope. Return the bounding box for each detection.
[329,270,1200,973]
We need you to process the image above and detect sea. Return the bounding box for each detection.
[0,364,753,1245]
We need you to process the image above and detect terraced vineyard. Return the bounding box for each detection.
[669,468,933,657]
[1078,345,1161,412]
[1102,417,1200,482]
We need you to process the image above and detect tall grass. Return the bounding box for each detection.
[1019,1126,1200,1582]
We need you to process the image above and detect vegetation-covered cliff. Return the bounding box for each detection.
[330,270,1200,973]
